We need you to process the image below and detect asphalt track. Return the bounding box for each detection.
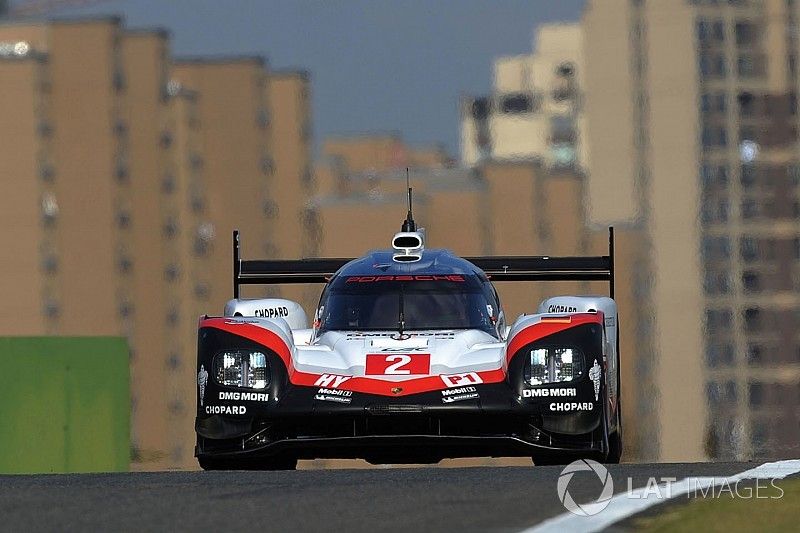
[3,461,794,532]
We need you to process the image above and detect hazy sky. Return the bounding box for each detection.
[29,0,584,156]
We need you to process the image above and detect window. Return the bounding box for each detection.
[739,124,757,142]
[260,155,275,176]
[699,52,728,78]
[162,217,178,238]
[116,209,131,229]
[256,108,270,129]
[702,125,728,147]
[702,235,732,260]
[164,264,180,282]
[697,19,725,44]
[41,253,58,275]
[738,91,756,116]
[742,270,760,292]
[500,93,534,114]
[734,21,758,47]
[262,199,278,218]
[471,97,490,120]
[118,300,133,318]
[724,380,737,401]
[741,164,757,188]
[701,92,727,114]
[740,236,759,261]
[161,173,176,194]
[737,53,764,78]
[706,308,733,330]
[159,131,173,149]
[749,381,764,407]
[744,307,762,331]
[747,343,763,365]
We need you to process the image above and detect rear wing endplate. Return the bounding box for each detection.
[233,227,615,299]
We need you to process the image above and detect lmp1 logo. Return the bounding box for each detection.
[441,372,483,388]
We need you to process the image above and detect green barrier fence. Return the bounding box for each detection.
[0,337,130,473]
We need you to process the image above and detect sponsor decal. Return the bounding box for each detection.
[254,306,289,318]
[313,374,351,388]
[365,353,430,375]
[442,386,479,403]
[441,386,477,396]
[197,365,208,406]
[223,319,260,325]
[218,391,269,401]
[346,275,465,283]
[441,372,483,388]
[347,332,454,339]
[589,359,601,401]
[548,304,578,313]
[205,405,247,415]
[605,316,616,327]
[550,402,593,411]
[314,388,353,404]
[522,387,577,398]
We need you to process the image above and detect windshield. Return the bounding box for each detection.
[317,274,497,335]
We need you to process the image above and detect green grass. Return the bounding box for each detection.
[634,477,800,532]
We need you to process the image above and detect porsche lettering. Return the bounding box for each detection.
[345,275,465,282]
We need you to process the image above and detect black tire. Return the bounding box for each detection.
[531,455,570,466]
[198,455,297,471]
[605,401,623,464]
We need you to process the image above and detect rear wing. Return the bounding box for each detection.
[233,227,615,299]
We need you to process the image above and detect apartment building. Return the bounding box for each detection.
[582,0,800,460]
[0,16,317,470]
[460,23,586,171]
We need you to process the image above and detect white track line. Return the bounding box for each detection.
[524,459,800,533]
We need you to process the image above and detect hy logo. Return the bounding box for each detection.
[557,459,614,516]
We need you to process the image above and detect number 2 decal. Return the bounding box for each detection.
[384,354,412,374]
[365,353,430,375]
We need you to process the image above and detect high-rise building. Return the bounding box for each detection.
[171,56,274,301]
[0,17,315,470]
[460,23,586,170]
[582,0,800,461]
[0,18,125,338]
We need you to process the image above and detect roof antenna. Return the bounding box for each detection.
[401,167,417,232]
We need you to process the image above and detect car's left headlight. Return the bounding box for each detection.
[524,346,584,385]
[213,350,270,389]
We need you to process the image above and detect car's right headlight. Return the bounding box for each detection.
[213,350,270,389]
[524,346,584,385]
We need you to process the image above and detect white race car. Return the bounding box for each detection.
[195,205,621,470]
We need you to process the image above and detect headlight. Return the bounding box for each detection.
[213,350,270,389]
[524,346,584,385]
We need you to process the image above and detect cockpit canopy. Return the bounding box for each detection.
[316,274,500,336]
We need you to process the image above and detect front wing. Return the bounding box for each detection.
[195,318,612,463]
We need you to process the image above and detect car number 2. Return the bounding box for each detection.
[365,353,430,375]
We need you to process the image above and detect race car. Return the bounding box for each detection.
[195,206,621,470]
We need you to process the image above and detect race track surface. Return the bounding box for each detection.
[0,462,779,532]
